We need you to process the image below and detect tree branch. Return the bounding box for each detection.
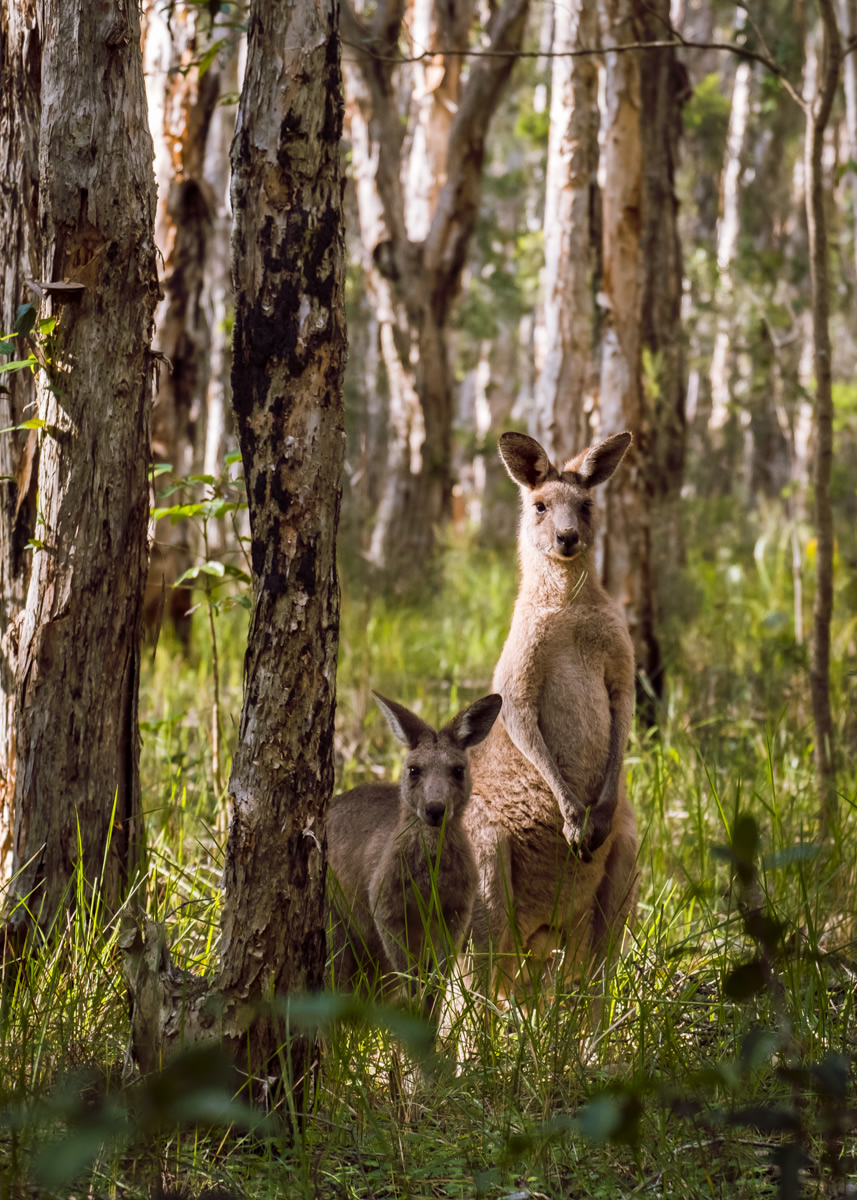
[422,0,530,294]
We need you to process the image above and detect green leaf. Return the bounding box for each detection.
[38,316,57,336]
[225,450,242,466]
[174,561,226,587]
[15,303,36,337]
[196,37,226,78]
[0,357,37,375]
[148,463,173,479]
[0,336,17,354]
[0,416,45,433]
[187,473,216,485]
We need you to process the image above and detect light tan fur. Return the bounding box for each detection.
[464,431,640,994]
[327,692,502,1000]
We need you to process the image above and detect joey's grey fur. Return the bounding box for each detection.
[464,431,639,993]
[327,692,502,997]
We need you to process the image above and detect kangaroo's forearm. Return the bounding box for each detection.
[501,702,579,807]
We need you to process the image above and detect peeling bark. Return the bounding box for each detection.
[532,0,599,460]
[7,0,158,927]
[124,0,346,1078]
[0,0,40,884]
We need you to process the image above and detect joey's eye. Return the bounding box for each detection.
[451,764,465,782]
[408,765,421,780]
[535,501,546,514]
[580,500,593,517]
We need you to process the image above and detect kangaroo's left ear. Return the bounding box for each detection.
[446,694,502,750]
[571,431,632,488]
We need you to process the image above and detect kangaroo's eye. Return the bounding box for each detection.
[580,500,593,516]
[535,501,546,514]
[451,765,465,782]
[408,765,421,780]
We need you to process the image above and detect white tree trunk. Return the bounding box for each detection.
[709,60,752,432]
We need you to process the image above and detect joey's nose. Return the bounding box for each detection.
[555,529,579,556]
[424,802,446,826]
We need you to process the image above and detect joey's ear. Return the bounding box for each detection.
[446,693,502,750]
[372,692,434,749]
[572,431,632,488]
[498,432,554,490]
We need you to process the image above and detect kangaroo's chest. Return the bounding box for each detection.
[537,624,609,763]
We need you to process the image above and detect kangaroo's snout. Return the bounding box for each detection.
[424,800,447,826]
[555,528,579,556]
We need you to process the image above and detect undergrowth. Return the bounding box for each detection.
[1,505,855,1199]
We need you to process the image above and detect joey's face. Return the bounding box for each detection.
[401,735,471,829]
[524,478,594,563]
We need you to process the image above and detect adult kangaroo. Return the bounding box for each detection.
[465,430,640,994]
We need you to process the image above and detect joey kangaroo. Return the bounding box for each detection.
[327,691,502,1000]
[465,431,639,993]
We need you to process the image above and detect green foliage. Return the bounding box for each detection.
[683,72,731,156]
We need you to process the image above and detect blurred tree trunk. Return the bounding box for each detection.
[637,0,687,663]
[837,0,857,280]
[343,0,529,581]
[7,0,158,929]
[804,1,841,831]
[123,0,346,1078]
[708,59,752,434]
[531,0,599,459]
[143,3,220,643]
[597,0,685,715]
[0,0,40,884]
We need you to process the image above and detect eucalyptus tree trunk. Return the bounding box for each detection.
[708,59,752,433]
[597,0,685,714]
[837,0,857,280]
[532,0,599,459]
[597,0,654,692]
[636,0,687,661]
[343,0,530,580]
[7,0,158,929]
[143,2,220,641]
[123,0,346,1078]
[0,0,40,882]
[804,1,841,831]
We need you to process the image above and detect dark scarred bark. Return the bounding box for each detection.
[636,0,687,708]
[5,0,158,928]
[0,0,40,883]
[123,0,346,1079]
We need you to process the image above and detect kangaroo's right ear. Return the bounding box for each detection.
[498,432,555,490]
[447,693,502,750]
[372,692,434,749]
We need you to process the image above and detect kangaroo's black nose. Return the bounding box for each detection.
[424,802,446,826]
[555,529,580,555]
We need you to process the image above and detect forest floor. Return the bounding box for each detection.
[1,500,856,1199]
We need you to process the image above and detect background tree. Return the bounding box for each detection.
[4,0,158,927]
[342,0,530,579]
[123,0,346,1075]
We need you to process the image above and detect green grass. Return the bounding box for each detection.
[1,507,856,1199]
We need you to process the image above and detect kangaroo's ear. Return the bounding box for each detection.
[498,432,554,490]
[446,694,502,750]
[372,692,434,749]
[571,431,632,488]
